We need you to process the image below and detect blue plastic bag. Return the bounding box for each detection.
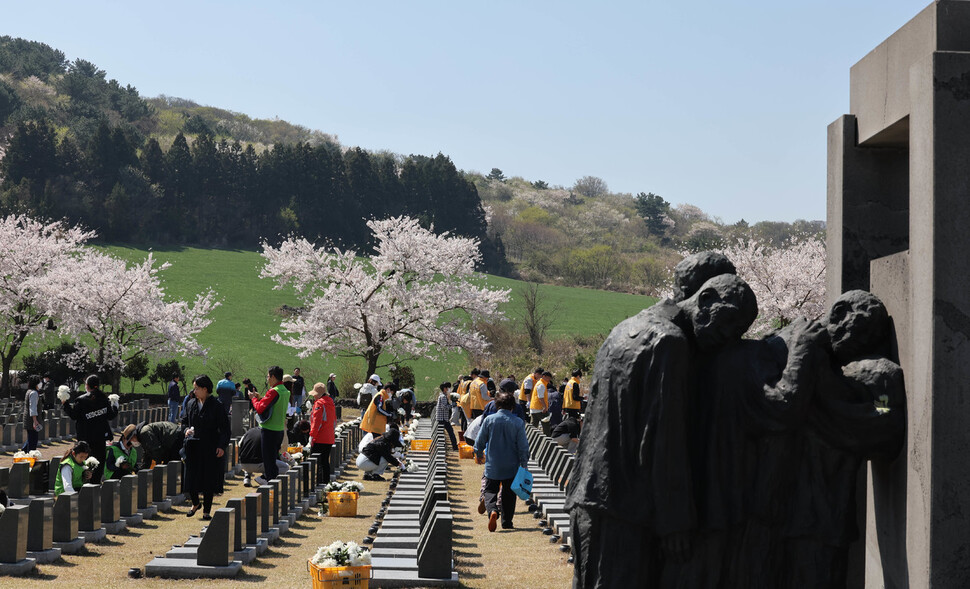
[511,466,534,500]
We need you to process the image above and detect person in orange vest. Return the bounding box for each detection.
[563,369,583,418]
[360,381,395,449]
[529,371,552,427]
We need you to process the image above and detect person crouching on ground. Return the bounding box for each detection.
[238,426,290,487]
[105,424,140,479]
[309,382,336,485]
[356,420,403,481]
[474,391,530,532]
[551,412,582,453]
[55,440,92,496]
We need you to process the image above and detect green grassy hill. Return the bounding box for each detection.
[102,246,656,400]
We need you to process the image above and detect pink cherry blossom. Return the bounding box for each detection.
[33,250,220,377]
[0,214,94,394]
[717,236,826,336]
[261,216,510,376]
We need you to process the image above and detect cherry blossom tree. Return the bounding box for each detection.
[261,216,511,376]
[718,235,826,336]
[33,250,220,392]
[0,214,95,396]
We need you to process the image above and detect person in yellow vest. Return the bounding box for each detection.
[517,367,542,411]
[563,369,583,418]
[469,369,492,419]
[457,376,472,433]
[530,371,552,426]
[360,381,395,447]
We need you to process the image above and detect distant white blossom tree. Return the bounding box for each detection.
[260,216,511,376]
[34,250,220,392]
[0,214,94,395]
[718,236,826,336]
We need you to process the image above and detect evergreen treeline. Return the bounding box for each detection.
[0,36,506,270]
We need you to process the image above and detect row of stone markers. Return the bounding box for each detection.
[143,421,365,578]
[369,421,459,587]
[522,423,574,553]
[0,459,186,576]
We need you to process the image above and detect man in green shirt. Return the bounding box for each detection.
[248,365,290,481]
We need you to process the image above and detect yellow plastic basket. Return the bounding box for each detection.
[308,561,371,589]
[458,445,475,460]
[12,457,35,468]
[327,492,358,517]
[287,446,303,454]
[410,439,431,452]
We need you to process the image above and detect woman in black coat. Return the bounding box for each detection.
[180,374,230,519]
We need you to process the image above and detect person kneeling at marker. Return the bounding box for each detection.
[238,426,290,487]
[105,424,140,479]
[356,420,404,481]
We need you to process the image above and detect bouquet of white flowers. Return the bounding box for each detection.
[291,452,304,462]
[397,407,406,416]
[402,459,418,473]
[310,540,372,568]
[84,456,100,471]
[13,450,27,460]
[402,433,415,446]
[323,481,345,494]
[28,450,42,459]
[108,394,120,408]
[116,455,128,468]
[56,386,71,403]
[324,481,364,494]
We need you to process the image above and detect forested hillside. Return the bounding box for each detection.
[0,36,823,292]
[0,37,506,270]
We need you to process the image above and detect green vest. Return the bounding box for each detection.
[105,443,136,479]
[259,384,290,432]
[54,455,84,496]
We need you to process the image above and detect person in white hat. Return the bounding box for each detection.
[327,373,340,399]
[356,374,380,418]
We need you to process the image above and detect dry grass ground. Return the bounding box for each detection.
[2,434,573,589]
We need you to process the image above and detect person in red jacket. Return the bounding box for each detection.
[309,382,336,485]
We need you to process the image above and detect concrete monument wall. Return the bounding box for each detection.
[827,2,970,587]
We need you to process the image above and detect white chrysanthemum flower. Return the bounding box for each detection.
[116,456,127,468]
[57,387,71,403]
[84,456,100,470]
[28,450,42,459]
[353,383,362,390]
[108,394,120,407]
[13,451,27,459]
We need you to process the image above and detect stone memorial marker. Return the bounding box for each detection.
[100,479,126,533]
[0,504,35,575]
[244,493,261,544]
[52,492,82,554]
[26,498,60,564]
[7,462,29,499]
[137,468,151,505]
[197,508,234,567]
[77,483,106,542]
[166,460,182,502]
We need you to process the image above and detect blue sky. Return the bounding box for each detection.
[4,1,929,223]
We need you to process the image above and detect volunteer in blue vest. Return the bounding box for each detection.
[474,391,530,532]
[248,365,291,482]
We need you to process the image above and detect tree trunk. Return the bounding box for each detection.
[0,353,13,399]
[365,354,380,380]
